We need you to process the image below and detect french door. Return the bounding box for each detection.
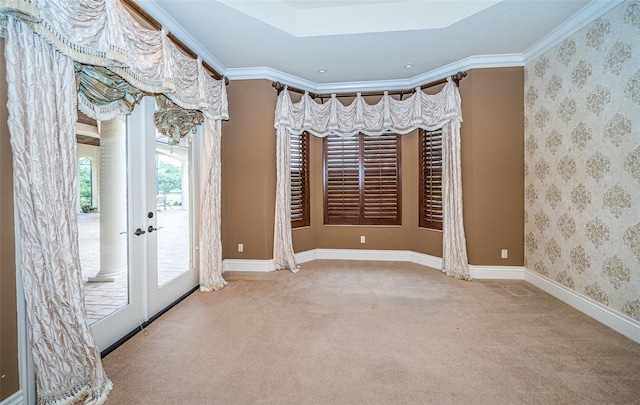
[85,97,200,351]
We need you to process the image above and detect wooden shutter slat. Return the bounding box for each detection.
[325,135,361,224]
[361,134,400,225]
[291,132,309,228]
[324,133,401,225]
[419,128,443,230]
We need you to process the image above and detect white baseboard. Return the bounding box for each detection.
[469,265,525,280]
[296,248,443,269]
[294,249,319,264]
[297,249,526,281]
[524,268,640,344]
[222,259,275,272]
[232,249,526,281]
[1,391,23,405]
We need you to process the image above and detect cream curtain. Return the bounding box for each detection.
[274,123,299,272]
[273,80,470,279]
[0,1,229,404]
[200,116,228,291]
[441,120,469,279]
[5,17,111,404]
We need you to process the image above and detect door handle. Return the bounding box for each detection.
[147,226,164,233]
[134,228,146,236]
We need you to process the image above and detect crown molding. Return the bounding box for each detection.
[522,0,624,64]
[223,66,320,91]
[226,53,524,94]
[314,54,524,94]
[141,0,619,93]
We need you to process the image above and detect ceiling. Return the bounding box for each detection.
[138,0,616,92]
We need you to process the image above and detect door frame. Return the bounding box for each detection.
[90,96,200,351]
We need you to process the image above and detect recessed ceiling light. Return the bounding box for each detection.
[318,69,327,73]
[404,64,413,69]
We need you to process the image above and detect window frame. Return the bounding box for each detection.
[323,132,402,226]
[419,128,443,231]
[291,131,310,229]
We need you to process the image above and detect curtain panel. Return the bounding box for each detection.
[5,17,112,405]
[200,116,228,291]
[273,80,470,279]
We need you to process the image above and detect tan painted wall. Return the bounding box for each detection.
[0,39,20,402]
[460,68,525,266]
[221,80,277,259]
[221,68,524,266]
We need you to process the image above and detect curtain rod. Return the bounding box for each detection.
[272,71,467,100]
[121,0,228,85]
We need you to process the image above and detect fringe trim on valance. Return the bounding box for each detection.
[77,92,130,121]
[0,0,228,119]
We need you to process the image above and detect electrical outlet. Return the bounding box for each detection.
[360,236,366,244]
[238,243,244,253]
[501,249,508,259]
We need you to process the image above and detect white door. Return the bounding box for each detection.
[141,97,200,317]
[84,97,200,351]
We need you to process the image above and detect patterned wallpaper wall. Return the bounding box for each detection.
[524,1,640,322]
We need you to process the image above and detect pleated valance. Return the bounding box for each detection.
[274,79,462,137]
[0,0,228,120]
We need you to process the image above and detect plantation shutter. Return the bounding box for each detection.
[324,133,401,225]
[325,135,361,224]
[291,132,309,228]
[362,134,401,224]
[419,128,443,230]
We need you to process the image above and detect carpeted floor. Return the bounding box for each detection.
[102,260,640,404]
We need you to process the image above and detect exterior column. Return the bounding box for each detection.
[88,118,127,282]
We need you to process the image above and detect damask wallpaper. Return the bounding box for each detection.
[524,1,640,322]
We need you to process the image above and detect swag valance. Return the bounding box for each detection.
[0,0,229,121]
[273,79,470,280]
[274,80,463,137]
[0,0,227,114]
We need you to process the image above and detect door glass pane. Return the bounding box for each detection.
[78,119,130,325]
[155,136,192,286]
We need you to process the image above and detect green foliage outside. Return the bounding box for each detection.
[77,156,182,211]
[157,158,182,196]
[79,157,93,211]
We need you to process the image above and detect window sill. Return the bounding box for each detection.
[418,227,443,233]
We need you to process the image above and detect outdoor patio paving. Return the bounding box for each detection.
[78,209,191,324]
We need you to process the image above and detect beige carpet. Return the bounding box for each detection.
[102,260,640,404]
